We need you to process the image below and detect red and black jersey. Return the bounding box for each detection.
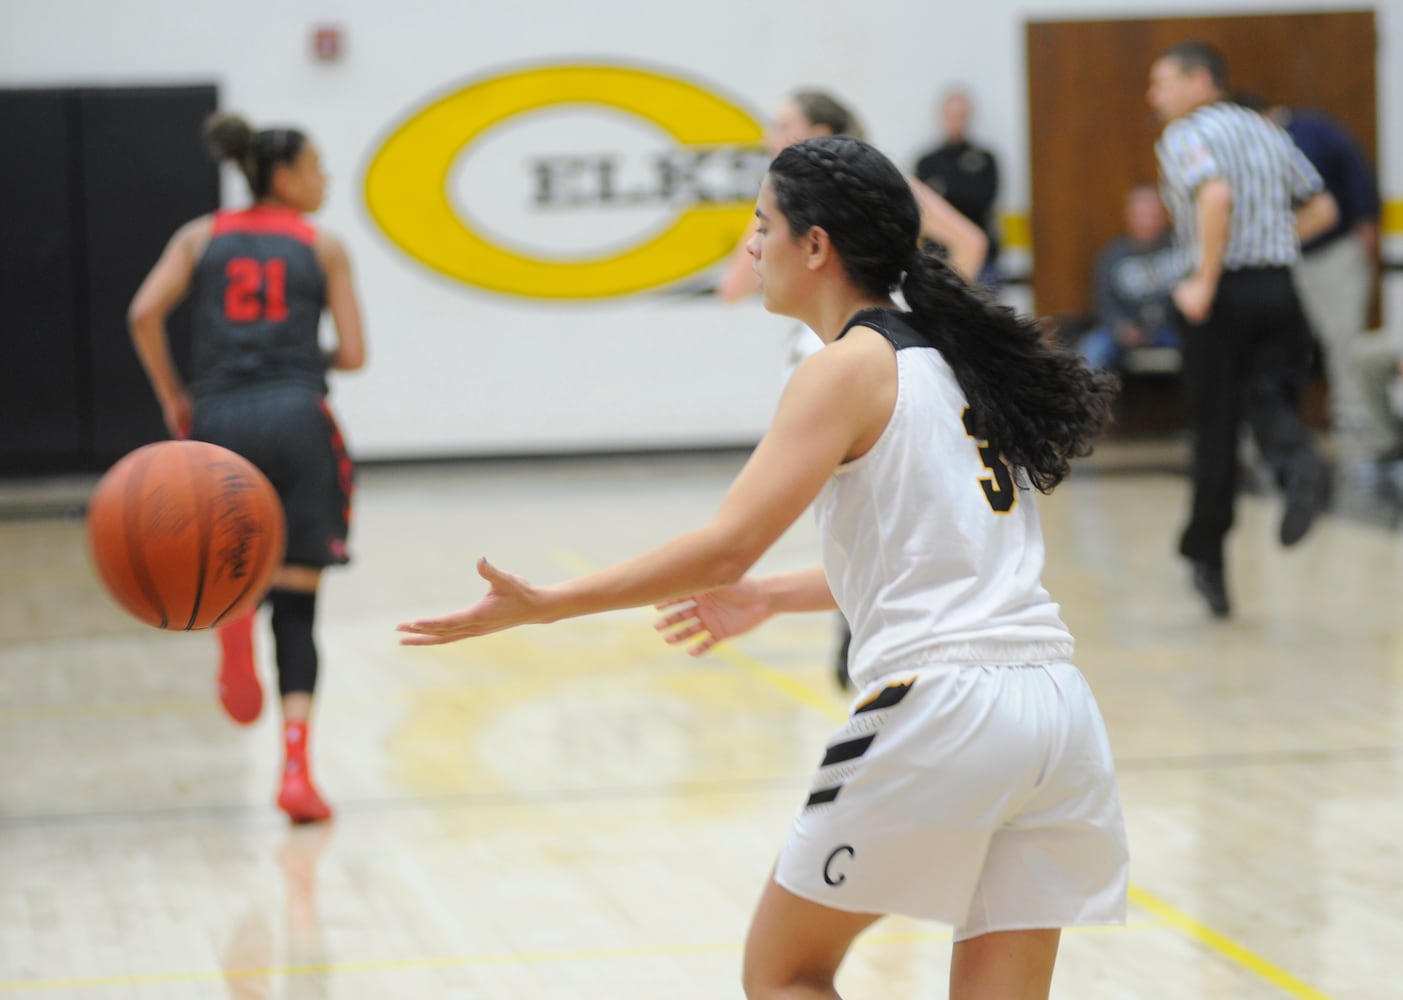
[189,205,328,398]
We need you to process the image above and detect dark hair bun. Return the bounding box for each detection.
[203,112,255,162]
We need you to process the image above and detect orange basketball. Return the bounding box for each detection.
[86,440,286,631]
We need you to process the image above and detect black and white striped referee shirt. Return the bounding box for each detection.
[1156,100,1324,274]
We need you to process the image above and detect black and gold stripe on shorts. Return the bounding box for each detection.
[805,677,916,809]
[853,676,915,715]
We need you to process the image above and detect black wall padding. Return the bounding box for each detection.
[0,90,83,467]
[80,86,218,467]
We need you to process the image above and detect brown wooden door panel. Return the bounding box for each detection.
[1026,10,1376,320]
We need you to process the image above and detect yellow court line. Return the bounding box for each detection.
[0,698,214,721]
[551,550,843,720]
[554,549,1339,1000]
[0,943,740,992]
[1128,886,1337,1000]
[710,641,848,720]
[0,922,1166,991]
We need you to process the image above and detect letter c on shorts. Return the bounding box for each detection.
[823,845,855,886]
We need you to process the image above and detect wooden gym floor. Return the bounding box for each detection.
[1,439,1399,998]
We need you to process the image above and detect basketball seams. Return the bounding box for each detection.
[208,480,280,628]
[121,446,170,629]
[183,445,212,631]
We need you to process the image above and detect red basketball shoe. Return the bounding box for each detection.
[216,611,262,724]
[277,722,333,824]
[277,765,334,824]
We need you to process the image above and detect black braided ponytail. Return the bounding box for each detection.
[204,112,308,200]
[768,136,1118,493]
[901,250,1118,491]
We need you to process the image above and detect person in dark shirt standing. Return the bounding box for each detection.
[129,112,367,823]
[1148,41,1338,618]
[914,88,1001,286]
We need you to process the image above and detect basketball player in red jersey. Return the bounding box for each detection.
[128,113,366,823]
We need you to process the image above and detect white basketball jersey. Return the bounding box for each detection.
[814,309,1074,689]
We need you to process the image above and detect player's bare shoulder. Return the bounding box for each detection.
[313,228,352,274]
[172,214,216,262]
[828,320,898,384]
[790,321,894,389]
[783,319,898,449]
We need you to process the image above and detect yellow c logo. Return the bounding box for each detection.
[364,64,765,299]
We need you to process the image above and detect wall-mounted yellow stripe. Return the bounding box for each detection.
[1383,198,1403,237]
[1001,211,1031,252]
[1003,198,1403,253]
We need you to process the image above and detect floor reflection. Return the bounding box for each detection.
[223,822,335,998]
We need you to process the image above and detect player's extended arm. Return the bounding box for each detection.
[128,219,206,437]
[317,233,366,371]
[653,567,836,657]
[398,332,894,644]
[909,177,987,283]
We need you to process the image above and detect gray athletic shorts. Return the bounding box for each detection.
[191,385,353,569]
[775,661,1128,940]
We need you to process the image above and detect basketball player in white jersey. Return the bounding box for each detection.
[400,136,1127,999]
[719,90,990,692]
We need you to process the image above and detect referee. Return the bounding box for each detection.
[1147,41,1339,618]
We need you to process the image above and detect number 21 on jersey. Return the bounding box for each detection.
[962,406,1017,513]
[224,257,288,323]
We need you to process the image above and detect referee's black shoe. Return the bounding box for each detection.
[1190,560,1230,618]
[1281,459,1329,547]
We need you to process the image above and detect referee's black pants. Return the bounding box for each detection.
[1176,267,1323,568]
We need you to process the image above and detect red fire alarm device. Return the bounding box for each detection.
[313,26,342,62]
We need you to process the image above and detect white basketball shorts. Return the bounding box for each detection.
[774,661,1129,941]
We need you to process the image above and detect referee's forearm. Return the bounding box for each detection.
[1192,179,1231,283]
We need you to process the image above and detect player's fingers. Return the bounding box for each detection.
[397,617,472,636]
[399,632,452,646]
[688,634,720,656]
[654,597,696,612]
[660,621,704,644]
[652,607,697,630]
[477,557,524,591]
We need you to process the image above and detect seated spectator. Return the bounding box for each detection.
[1077,185,1182,372]
[1350,327,1403,484]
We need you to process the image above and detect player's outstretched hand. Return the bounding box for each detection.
[398,557,542,645]
[162,391,194,440]
[653,578,771,657]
